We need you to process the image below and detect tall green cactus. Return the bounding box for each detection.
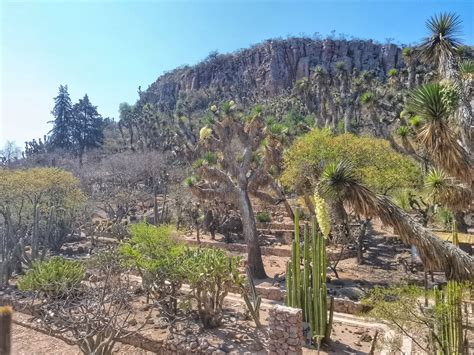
[285,210,333,346]
[434,281,464,354]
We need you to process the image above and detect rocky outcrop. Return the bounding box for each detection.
[139,38,404,113]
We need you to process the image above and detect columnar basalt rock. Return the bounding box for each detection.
[139,38,405,112]
[268,304,304,355]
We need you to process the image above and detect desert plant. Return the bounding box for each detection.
[182,248,243,328]
[319,160,474,281]
[285,210,334,346]
[18,257,85,296]
[255,211,272,223]
[33,268,147,355]
[363,283,470,354]
[434,281,465,354]
[242,265,262,327]
[120,223,185,315]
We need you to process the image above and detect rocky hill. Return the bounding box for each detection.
[138,38,406,116]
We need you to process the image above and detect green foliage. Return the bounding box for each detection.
[363,282,470,354]
[434,281,465,354]
[459,59,474,75]
[360,91,375,105]
[255,211,272,223]
[402,47,413,57]
[18,257,85,296]
[335,61,346,71]
[397,125,410,137]
[409,115,423,128]
[184,176,197,187]
[282,129,421,195]
[181,248,243,328]
[286,212,333,345]
[408,83,456,122]
[387,68,398,77]
[120,223,185,315]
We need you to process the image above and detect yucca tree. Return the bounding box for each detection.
[425,168,471,232]
[408,83,472,184]
[360,91,384,137]
[402,47,417,89]
[418,12,472,146]
[419,13,462,79]
[319,160,474,281]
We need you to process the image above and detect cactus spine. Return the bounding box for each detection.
[285,210,333,345]
[434,281,463,354]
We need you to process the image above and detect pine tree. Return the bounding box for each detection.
[71,94,104,165]
[49,85,73,149]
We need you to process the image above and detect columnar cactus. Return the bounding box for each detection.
[434,281,464,354]
[285,209,333,346]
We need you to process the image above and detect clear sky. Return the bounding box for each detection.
[1,0,473,147]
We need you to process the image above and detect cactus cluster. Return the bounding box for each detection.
[434,281,464,354]
[285,210,334,346]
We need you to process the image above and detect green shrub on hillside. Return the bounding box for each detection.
[256,211,272,223]
[18,257,85,296]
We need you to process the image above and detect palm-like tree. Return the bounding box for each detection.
[424,168,471,211]
[319,160,474,281]
[425,168,471,232]
[408,83,472,184]
[419,13,462,79]
[418,12,472,146]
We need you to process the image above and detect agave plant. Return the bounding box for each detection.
[319,160,474,281]
[459,59,474,77]
[408,83,471,184]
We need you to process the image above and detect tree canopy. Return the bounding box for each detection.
[281,129,422,196]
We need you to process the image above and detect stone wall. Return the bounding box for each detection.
[268,305,304,355]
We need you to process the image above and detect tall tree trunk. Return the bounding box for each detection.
[238,189,267,279]
[153,190,159,226]
[445,56,472,149]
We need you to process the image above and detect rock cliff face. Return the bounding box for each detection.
[139,38,405,113]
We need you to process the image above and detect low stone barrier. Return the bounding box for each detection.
[268,305,304,355]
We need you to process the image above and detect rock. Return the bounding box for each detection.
[127,319,138,326]
[337,286,366,300]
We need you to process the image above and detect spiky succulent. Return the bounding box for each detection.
[397,125,410,137]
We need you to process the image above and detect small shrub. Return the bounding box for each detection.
[256,211,272,223]
[408,115,423,128]
[120,223,185,315]
[397,125,410,137]
[110,223,130,240]
[387,68,398,77]
[182,248,243,328]
[18,257,85,296]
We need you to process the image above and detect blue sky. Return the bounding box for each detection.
[1,0,473,147]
